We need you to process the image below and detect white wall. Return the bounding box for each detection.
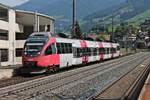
[8,9,16,66]
[0,20,9,30]
[0,40,9,48]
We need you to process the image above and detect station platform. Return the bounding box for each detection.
[138,73,150,100]
[0,65,21,79]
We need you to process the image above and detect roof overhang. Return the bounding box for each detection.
[0,3,13,10]
[16,10,55,26]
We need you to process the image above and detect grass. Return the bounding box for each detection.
[127,9,150,26]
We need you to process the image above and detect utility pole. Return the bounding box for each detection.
[72,0,76,38]
[112,15,114,42]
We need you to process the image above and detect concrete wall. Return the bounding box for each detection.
[8,9,16,66]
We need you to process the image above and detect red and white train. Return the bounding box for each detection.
[22,32,120,74]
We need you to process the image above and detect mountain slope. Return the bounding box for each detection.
[82,0,150,32]
[128,9,150,26]
[16,0,126,20]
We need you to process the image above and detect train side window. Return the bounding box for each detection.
[79,48,82,57]
[85,48,88,56]
[64,43,67,53]
[110,48,112,53]
[56,43,61,54]
[107,48,110,54]
[97,48,99,55]
[66,43,69,53]
[114,48,117,53]
[61,43,65,54]
[111,48,116,53]
[83,48,87,56]
[77,48,79,57]
[117,46,120,50]
[69,44,72,53]
[66,43,72,53]
[99,48,104,54]
[104,48,107,54]
[89,48,92,56]
[90,48,93,56]
[93,48,97,56]
[73,47,77,57]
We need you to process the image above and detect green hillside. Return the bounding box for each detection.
[127,9,150,26]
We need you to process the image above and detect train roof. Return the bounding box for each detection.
[28,32,119,46]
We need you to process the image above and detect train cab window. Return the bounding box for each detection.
[45,44,56,55]
[45,45,52,55]
[52,44,56,54]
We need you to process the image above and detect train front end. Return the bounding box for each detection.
[21,33,50,74]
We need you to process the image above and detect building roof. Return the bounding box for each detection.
[0,3,13,9]
[16,10,54,21]
[0,3,54,21]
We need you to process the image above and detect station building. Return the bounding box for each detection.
[0,3,55,66]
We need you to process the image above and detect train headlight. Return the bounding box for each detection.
[24,51,27,55]
[37,52,41,55]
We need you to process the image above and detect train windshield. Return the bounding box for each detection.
[24,41,45,56]
[24,34,49,56]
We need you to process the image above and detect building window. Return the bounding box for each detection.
[0,9,8,21]
[16,32,29,40]
[0,32,8,40]
[0,49,8,62]
[16,48,23,57]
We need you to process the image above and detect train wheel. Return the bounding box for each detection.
[46,67,53,74]
[53,65,59,72]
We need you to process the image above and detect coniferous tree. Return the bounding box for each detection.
[74,21,82,39]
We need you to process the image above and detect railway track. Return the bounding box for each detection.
[0,53,135,88]
[0,52,149,100]
[0,75,47,88]
[94,54,150,100]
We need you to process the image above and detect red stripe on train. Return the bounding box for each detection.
[39,37,60,67]
[80,40,88,63]
[110,43,113,58]
[99,42,104,60]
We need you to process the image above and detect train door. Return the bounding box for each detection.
[57,43,73,68]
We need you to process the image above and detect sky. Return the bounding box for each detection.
[0,0,29,7]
